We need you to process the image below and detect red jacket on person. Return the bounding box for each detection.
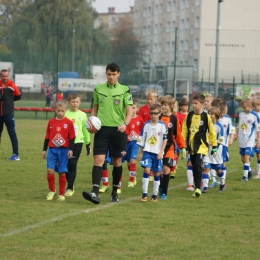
[0,79,21,116]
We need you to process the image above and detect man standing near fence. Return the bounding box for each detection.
[0,69,21,160]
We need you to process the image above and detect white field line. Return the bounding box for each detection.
[0,182,187,238]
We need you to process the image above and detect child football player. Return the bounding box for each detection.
[125,99,144,187]
[252,98,260,179]
[234,98,260,181]
[42,100,76,201]
[138,89,158,181]
[204,93,214,112]
[209,101,235,188]
[201,107,226,193]
[137,104,167,202]
[64,92,90,196]
[182,93,217,197]
[159,95,186,200]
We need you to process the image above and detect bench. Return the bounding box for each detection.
[14,107,91,119]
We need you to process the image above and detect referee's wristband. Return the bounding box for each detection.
[124,121,129,126]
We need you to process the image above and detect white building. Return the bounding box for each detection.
[134,0,260,91]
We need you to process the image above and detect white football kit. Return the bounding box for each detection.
[204,121,225,165]
[137,120,168,154]
[218,115,235,147]
[237,111,260,148]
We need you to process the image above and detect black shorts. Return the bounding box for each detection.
[163,157,174,168]
[93,126,126,158]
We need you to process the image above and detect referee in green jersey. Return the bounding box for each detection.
[82,63,133,204]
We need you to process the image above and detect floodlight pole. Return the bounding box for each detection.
[214,0,223,98]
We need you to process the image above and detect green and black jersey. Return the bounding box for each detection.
[93,82,133,127]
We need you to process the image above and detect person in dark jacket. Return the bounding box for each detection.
[0,69,21,160]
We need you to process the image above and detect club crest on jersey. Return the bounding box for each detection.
[137,121,140,125]
[64,124,68,128]
[168,122,173,128]
[247,120,251,124]
[199,121,204,126]
[114,99,120,105]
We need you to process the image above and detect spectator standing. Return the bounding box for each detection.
[45,85,53,108]
[0,69,21,160]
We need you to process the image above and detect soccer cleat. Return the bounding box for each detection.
[218,184,226,192]
[209,181,218,188]
[128,182,134,188]
[151,195,158,202]
[46,191,56,200]
[253,174,260,179]
[193,188,201,197]
[160,194,167,200]
[241,176,248,182]
[82,191,100,204]
[99,185,109,193]
[248,169,254,179]
[140,194,148,202]
[202,187,208,193]
[186,185,194,191]
[149,175,154,182]
[117,188,121,194]
[8,154,20,161]
[133,176,137,185]
[57,195,65,201]
[111,192,119,202]
[65,189,74,197]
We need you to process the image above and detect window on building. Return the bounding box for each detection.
[167,2,171,12]
[143,26,147,36]
[171,41,175,51]
[181,0,185,9]
[194,38,199,49]
[185,19,189,29]
[166,42,170,52]
[155,5,159,14]
[148,7,151,16]
[172,21,176,30]
[154,24,158,34]
[159,23,162,33]
[172,0,176,11]
[167,22,171,32]
[158,43,162,53]
[144,8,147,17]
[195,0,200,6]
[159,4,163,13]
[147,25,150,34]
[195,16,200,28]
[185,40,188,50]
[193,59,198,71]
[154,43,157,53]
[186,0,190,8]
[180,19,185,30]
[180,40,184,51]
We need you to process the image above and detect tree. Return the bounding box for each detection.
[3,0,111,78]
[110,15,145,83]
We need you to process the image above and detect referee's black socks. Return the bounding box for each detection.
[92,166,102,195]
[112,165,122,194]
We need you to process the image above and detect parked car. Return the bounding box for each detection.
[140,84,164,98]
[128,85,141,98]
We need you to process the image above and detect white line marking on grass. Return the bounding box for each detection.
[0,183,186,238]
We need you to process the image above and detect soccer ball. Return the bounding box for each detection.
[85,116,102,133]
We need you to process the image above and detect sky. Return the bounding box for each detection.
[91,0,135,13]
